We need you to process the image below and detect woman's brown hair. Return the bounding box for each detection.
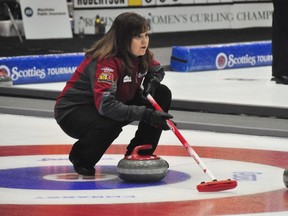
[85,12,153,76]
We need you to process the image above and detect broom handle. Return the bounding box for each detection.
[147,94,217,181]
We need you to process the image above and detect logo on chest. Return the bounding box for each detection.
[123,75,132,83]
[98,67,114,84]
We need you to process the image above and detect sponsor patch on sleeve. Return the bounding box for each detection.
[98,67,114,84]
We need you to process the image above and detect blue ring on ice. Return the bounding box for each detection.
[0,165,190,190]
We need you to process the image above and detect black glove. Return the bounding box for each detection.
[143,78,160,96]
[142,108,173,130]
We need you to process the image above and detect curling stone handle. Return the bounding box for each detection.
[125,145,159,160]
[131,145,153,157]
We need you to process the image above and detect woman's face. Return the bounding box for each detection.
[130,32,149,57]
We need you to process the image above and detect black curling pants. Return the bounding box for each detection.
[272,0,288,77]
[125,84,172,156]
[58,84,172,168]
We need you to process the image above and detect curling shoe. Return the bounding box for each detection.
[271,76,288,85]
[73,164,95,176]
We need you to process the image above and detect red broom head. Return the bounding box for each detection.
[197,179,237,192]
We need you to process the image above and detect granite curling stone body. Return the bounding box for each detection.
[117,145,169,182]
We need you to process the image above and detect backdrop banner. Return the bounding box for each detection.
[72,2,273,34]
[170,41,272,72]
[0,53,84,85]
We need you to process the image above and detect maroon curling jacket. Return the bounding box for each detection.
[54,55,164,123]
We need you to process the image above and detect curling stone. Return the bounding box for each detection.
[117,145,169,183]
[283,169,288,188]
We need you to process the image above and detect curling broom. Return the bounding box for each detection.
[147,93,237,192]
